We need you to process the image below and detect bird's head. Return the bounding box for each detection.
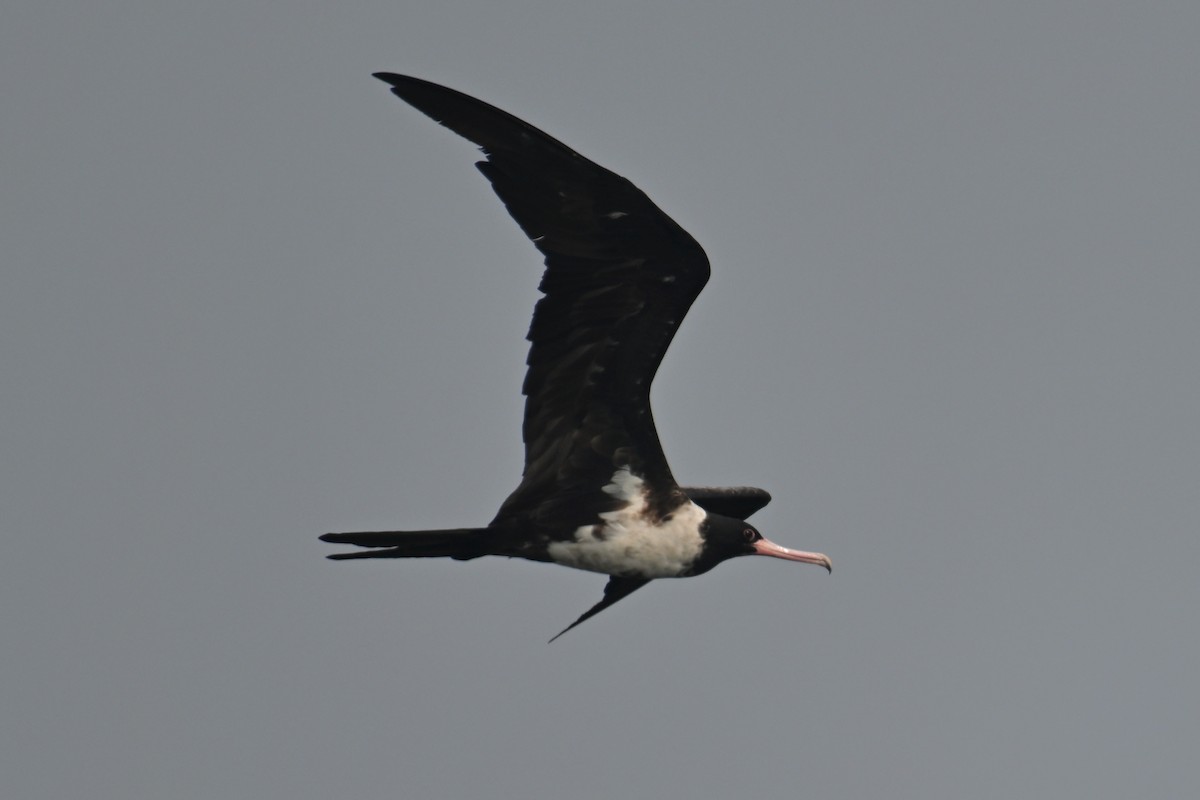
[690,514,831,576]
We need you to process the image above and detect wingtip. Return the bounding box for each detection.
[373,72,423,92]
[547,620,583,644]
[548,623,586,644]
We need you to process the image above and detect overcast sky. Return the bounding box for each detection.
[4,2,1199,798]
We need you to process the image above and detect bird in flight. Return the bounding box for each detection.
[322,74,831,641]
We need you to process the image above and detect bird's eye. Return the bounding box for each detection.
[742,528,757,542]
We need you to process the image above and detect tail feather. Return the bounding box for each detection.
[319,528,489,561]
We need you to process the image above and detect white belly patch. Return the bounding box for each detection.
[546,468,706,578]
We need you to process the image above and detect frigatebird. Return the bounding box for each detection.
[322,74,831,641]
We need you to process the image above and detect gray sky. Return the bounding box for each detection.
[4,2,1198,798]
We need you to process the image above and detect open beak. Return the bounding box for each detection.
[752,538,832,573]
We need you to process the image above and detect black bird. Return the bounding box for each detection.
[322,74,831,641]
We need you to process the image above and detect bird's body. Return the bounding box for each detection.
[546,468,707,579]
[322,74,830,640]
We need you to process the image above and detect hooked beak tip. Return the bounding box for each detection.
[751,538,832,573]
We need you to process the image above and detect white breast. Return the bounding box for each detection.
[546,468,706,578]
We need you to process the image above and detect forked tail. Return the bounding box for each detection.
[319,528,490,561]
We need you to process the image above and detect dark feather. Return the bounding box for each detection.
[375,74,709,528]
[548,576,652,643]
[682,486,773,520]
[319,528,489,560]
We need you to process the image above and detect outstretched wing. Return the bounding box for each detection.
[376,74,710,526]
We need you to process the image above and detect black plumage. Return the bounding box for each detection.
[322,75,830,640]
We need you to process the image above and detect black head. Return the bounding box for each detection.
[689,513,832,576]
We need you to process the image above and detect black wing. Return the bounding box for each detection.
[682,486,772,520]
[376,74,710,526]
[548,576,651,643]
